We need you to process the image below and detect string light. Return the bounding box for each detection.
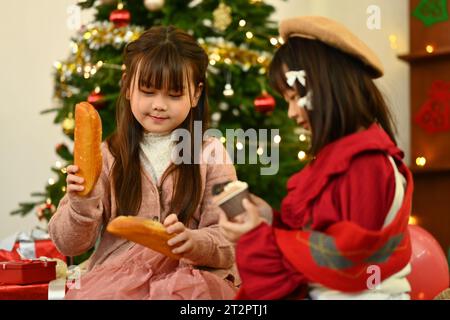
[409,216,418,225]
[210,53,221,61]
[70,42,78,54]
[426,45,434,53]
[223,72,234,96]
[53,61,62,70]
[298,151,307,161]
[273,135,281,144]
[48,178,56,186]
[83,31,92,40]
[236,142,244,150]
[416,157,427,167]
[55,161,63,169]
[220,137,226,144]
[223,83,234,96]
[257,147,264,155]
[299,134,307,142]
[270,37,278,46]
[389,34,398,50]
[239,19,246,27]
[246,31,254,39]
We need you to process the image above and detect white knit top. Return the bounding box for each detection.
[139,132,175,184]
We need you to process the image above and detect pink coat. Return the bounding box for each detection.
[49,137,239,285]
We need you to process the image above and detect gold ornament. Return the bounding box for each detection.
[201,38,272,70]
[62,113,75,134]
[213,3,232,32]
[223,83,234,97]
[53,22,143,102]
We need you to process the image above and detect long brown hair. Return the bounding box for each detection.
[269,37,397,156]
[106,26,209,224]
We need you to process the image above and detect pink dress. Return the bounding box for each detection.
[50,138,239,300]
[65,243,238,300]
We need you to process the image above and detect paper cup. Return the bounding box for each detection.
[218,188,251,219]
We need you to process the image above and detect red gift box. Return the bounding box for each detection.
[0,280,70,300]
[0,260,56,285]
[0,239,66,263]
[0,282,50,300]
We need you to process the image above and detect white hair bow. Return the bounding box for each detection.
[285,70,313,110]
[285,70,307,88]
[298,91,313,111]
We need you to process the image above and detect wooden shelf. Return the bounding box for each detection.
[398,46,450,63]
[410,166,450,175]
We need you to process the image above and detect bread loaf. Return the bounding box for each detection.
[106,216,181,260]
[74,102,103,197]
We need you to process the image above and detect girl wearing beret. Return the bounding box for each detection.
[219,16,413,300]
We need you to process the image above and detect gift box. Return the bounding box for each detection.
[0,260,57,285]
[0,279,71,300]
[0,240,66,262]
[0,282,50,300]
[0,263,83,300]
[0,229,66,262]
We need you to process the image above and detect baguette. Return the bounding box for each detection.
[74,102,102,197]
[106,216,181,260]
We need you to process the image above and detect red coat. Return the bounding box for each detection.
[235,124,412,299]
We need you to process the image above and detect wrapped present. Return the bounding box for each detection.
[0,282,50,300]
[0,260,56,285]
[0,280,71,300]
[0,260,85,300]
[0,228,66,262]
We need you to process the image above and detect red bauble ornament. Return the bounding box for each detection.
[109,9,131,27]
[254,91,276,113]
[88,91,106,109]
[414,80,450,134]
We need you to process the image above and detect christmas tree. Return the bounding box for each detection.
[12,0,309,261]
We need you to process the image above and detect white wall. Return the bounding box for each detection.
[0,0,94,239]
[0,0,409,239]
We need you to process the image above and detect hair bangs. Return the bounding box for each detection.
[136,44,188,94]
[269,50,290,96]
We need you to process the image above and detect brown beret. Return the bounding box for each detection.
[279,16,384,78]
